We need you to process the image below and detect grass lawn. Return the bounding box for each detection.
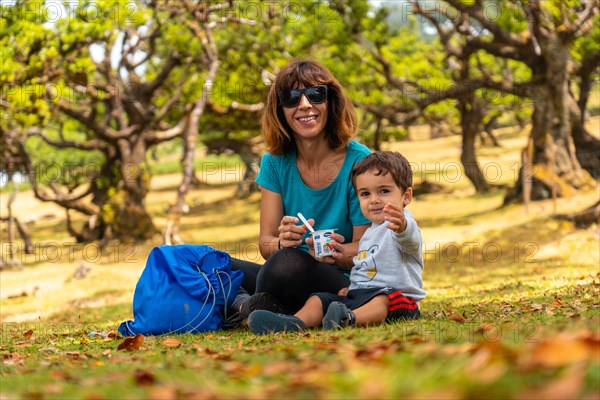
[1,119,599,399]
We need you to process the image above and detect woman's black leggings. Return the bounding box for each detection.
[230,248,350,313]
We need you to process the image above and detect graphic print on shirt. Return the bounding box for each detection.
[355,244,379,282]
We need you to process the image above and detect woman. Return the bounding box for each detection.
[232,60,371,318]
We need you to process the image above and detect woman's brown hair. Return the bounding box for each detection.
[262,60,358,155]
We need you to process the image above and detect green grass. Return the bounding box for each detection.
[1,120,599,399]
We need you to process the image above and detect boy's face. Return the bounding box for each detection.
[355,170,412,224]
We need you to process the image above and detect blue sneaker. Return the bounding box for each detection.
[322,302,356,330]
[248,310,306,334]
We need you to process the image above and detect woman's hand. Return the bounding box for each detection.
[306,233,354,268]
[278,216,314,248]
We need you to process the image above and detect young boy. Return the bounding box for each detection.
[248,151,425,334]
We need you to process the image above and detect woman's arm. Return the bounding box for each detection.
[259,188,284,260]
[258,187,313,260]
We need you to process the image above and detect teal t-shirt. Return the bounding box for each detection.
[256,140,371,253]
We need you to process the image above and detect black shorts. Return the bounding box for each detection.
[314,288,420,322]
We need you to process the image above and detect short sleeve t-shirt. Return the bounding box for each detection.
[256,140,371,253]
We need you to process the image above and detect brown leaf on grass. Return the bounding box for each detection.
[65,351,87,360]
[39,347,59,353]
[450,313,465,323]
[437,343,478,356]
[160,338,183,348]
[2,352,26,366]
[410,388,462,400]
[262,360,295,375]
[42,383,63,394]
[23,330,33,339]
[518,365,585,400]
[49,370,74,382]
[524,332,597,368]
[104,332,116,342]
[148,385,177,400]
[565,312,580,319]
[117,334,145,352]
[465,342,510,383]
[353,342,403,362]
[133,369,156,386]
[200,347,232,360]
[551,298,563,307]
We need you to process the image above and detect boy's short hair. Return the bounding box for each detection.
[352,151,413,192]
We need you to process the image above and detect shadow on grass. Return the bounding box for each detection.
[180,196,261,231]
[151,180,237,193]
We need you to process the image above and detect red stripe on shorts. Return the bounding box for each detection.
[387,291,417,311]
[389,303,419,311]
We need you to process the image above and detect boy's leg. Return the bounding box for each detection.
[323,294,388,330]
[352,294,389,326]
[294,295,325,328]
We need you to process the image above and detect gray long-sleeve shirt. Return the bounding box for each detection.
[348,210,426,302]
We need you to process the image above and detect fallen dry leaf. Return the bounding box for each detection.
[148,385,177,400]
[117,334,145,352]
[525,332,596,368]
[65,351,86,360]
[160,338,183,348]
[23,330,33,339]
[262,360,294,375]
[518,365,585,399]
[104,332,116,342]
[199,347,233,360]
[551,298,563,307]
[353,342,402,362]
[133,369,156,386]
[450,313,465,323]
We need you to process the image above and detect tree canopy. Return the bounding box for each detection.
[2,0,598,243]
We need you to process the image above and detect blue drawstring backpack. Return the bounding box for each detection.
[118,245,244,336]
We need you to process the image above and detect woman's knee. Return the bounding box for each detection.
[257,248,313,290]
[263,248,312,278]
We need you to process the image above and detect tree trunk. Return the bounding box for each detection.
[164,121,196,245]
[459,98,491,193]
[505,36,595,204]
[480,115,501,148]
[4,178,22,268]
[372,117,382,151]
[569,97,600,179]
[236,143,261,198]
[164,60,219,245]
[105,137,156,241]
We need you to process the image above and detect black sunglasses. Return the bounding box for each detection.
[280,85,328,108]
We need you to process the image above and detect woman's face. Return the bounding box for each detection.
[281,85,328,140]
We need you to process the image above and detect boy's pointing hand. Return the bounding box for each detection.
[383,203,407,233]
